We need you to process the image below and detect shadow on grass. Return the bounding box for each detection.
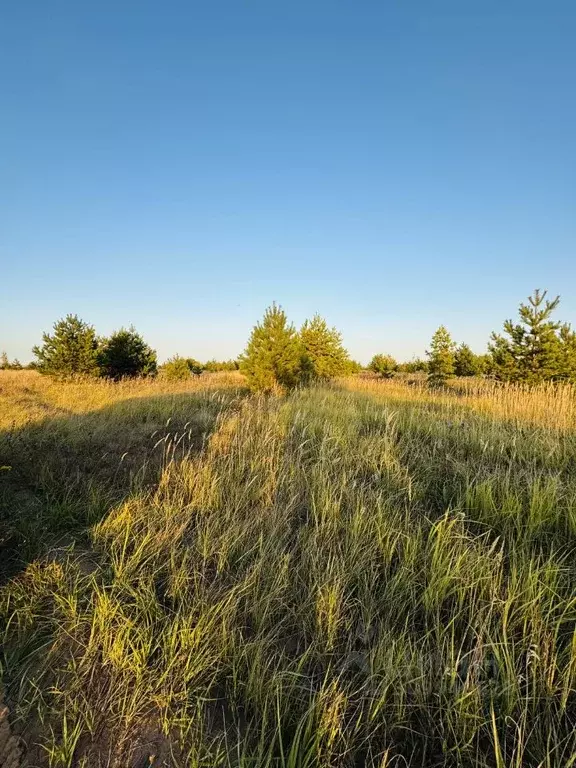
[0,387,243,582]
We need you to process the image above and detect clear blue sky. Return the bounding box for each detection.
[2,1,575,364]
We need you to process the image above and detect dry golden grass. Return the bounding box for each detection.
[3,372,576,766]
[0,370,246,579]
[0,369,245,430]
[4,370,574,433]
[342,374,576,430]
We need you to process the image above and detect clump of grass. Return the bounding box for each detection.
[2,375,576,765]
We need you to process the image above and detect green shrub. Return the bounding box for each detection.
[369,353,397,378]
[98,327,157,380]
[397,357,428,373]
[160,356,204,379]
[343,359,363,375]
[454,343,483,377]
[161,356,193,380]
[203,359,239,372]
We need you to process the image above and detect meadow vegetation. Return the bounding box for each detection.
[5,289,576,390]
[2,288,576,766]
[2,368,576,767]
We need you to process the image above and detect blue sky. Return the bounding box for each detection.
[2,1,575,364]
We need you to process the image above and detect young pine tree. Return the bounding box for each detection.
[427,326,456,386]
[32,314,99,377]
[240,304,305,392]
[186,358,204,376]
[98,327,157,379]
[454,343,482,377]
[558,324,576,383]
[369,354,397,378]
[489,289,563,383]
[0,351,8,370]
[160,355,193,380]
[300,314,350,380]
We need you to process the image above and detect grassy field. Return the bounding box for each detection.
[2,371,576,767]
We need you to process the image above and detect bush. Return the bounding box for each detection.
[343,359,363,375]
[98,327,157,380]
[369,354,397,378]
[161,356,204,379]
[160,356,193,380]
[32,314,99,377]
[397,357,428,374]
[187,358,204,376]
[454,344,483,377]
[203,359,239,372]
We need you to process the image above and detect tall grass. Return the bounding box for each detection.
[343,375,576,431]
[0,369,245,430]
[0,371,245,575]
[2,374,576,766]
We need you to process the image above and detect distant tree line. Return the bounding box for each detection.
[28,315,158,379]
[161,356,240,380]
[4,289,575,390]
[367,290,576,387]
[22,314,243,380]
[0,352,23,370]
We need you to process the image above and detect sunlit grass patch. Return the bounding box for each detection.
[2,378,576,765]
